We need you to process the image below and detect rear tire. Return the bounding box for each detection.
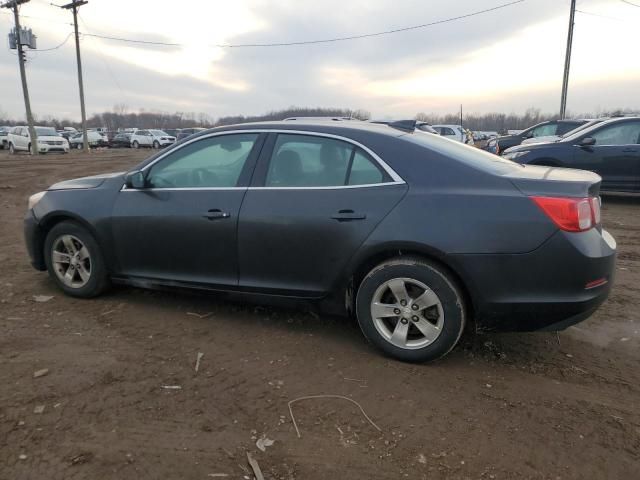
[356,256,466,363]
[9,143,15,154]
[132,140,139,149]
[44,221,110,298]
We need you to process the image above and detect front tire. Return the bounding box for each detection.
[356,257,466,363]
[153,140,160,149]
[9,143,15,154]
[132,140,139,149]
[44,221,110,298]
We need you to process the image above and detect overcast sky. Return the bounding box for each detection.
[0,0,638,121]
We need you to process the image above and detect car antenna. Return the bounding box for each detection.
[388,120,416,132]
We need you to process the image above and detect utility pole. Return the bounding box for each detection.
[61,0,89,152]
[3,0,38,154]
[559,0,576,120]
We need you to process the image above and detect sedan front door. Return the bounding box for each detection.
[238,132,407,296]
[572,121,640,192]
[111,132,264,286]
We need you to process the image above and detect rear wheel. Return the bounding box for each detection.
[44,221,110,298]
[132,140,139,149]
[9,143,15,154]
[356,257,466,362]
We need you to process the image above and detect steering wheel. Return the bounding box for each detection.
[148,175,175,188]
[191,168,219,187]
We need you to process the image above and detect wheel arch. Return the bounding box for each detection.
[36,212,104,269]
[342,242,476,322]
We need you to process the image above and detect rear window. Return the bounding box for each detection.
[401,132,523,174]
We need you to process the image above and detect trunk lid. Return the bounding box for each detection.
[503,165,601,198]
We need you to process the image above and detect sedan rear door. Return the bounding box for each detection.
[237,132,407,296]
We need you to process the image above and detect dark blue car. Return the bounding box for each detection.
[23,121,616,362]
[503,117,640,193]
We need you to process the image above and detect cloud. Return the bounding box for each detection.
[0,0,638,121]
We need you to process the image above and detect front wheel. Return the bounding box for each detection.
[44,221,110,298]
[132,141,139,149]
[9,143,15,154]
[153,140,160,149]
[356,257,466,363]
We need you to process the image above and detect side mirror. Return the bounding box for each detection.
[124,170,146,189]
[580,137,596,147]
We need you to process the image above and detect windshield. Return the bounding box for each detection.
[35,127,59,136]
[150,130,167,136]
[560,119,604,139]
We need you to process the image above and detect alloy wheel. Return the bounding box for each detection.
[51,234,92,288]
[370,277,444,350]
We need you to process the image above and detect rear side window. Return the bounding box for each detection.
[348,149,384,185]
[531,124,557,137]
[265,134,389,187]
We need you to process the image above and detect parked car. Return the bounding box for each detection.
[163,129,181,138]
[176,128,206,141]
[111,133,132,148]
[371,120,438,134]
[0,126,11,149]
[8,126,69,154]
[520,119,606,146]
[502,117,640,193]
[68,131,109,149]
[432,124,473,144]
[23,121,615,362]
[57,130,75,141]
[486,119,589,154]
[130,129,176,149]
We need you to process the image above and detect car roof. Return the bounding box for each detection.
[194,120,408,140]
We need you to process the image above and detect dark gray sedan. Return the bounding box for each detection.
[24,120,616,362]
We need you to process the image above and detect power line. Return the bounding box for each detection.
[79,0,526,49]
[575,9,627,21]
[34,30,73,50]
[620,0,640,7]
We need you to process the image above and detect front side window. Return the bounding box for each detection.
[590,122,640,146]
[147,133,258,188]
[265,134,389,187]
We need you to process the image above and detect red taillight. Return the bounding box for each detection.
[531,196,600,232]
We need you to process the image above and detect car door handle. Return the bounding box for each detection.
[331,209,367,221]
[203,209,230,220]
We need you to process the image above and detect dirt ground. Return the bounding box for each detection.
[1,148,639,480]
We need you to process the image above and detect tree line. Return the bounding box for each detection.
[0,105,635,132]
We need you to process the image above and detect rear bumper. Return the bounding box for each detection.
[454,228,616,332]
[24,210,46,271]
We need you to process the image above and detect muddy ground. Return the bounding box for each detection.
[0,148,638,480]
